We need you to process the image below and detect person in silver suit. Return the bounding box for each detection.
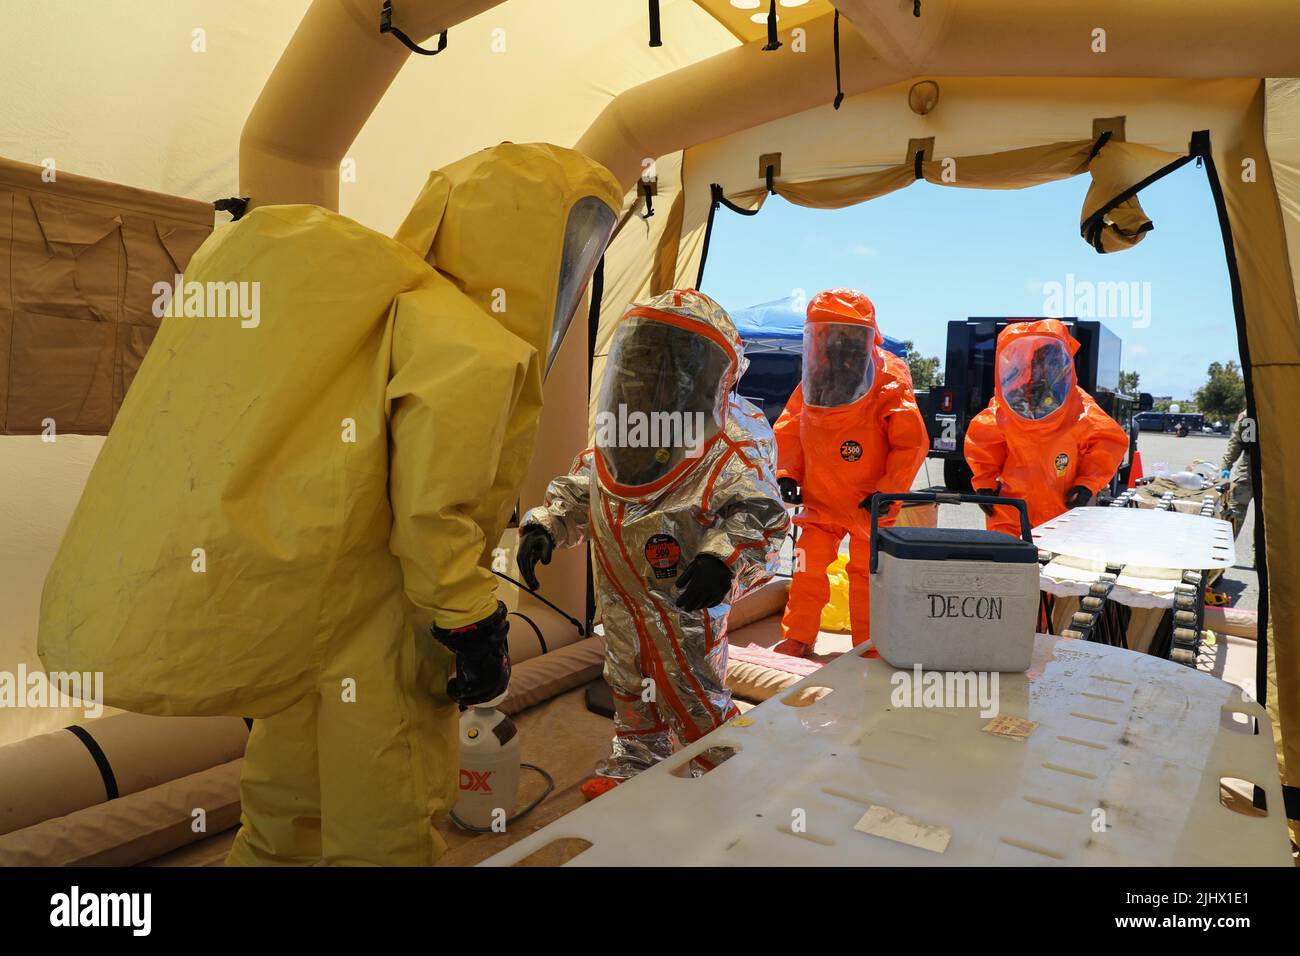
[517,289,789,798]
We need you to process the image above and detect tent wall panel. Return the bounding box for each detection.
[1264,77,1300,826]
[0,158,213,436]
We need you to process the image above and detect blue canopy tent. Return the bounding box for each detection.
[728,295,908,423]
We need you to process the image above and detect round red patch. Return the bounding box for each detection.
[644,534,682,578]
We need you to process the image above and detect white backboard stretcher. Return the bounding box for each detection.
[1030,507,1236,570]
[483,637,1289,867]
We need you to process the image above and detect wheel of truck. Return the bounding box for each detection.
[943,457,974,493]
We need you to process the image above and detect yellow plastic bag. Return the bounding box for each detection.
[819,554,853,633]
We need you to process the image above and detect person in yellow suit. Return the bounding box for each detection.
[38,144,622,866]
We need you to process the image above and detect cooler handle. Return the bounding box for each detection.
[868,491,1034,574]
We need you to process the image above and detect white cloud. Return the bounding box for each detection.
[849,244,878,257]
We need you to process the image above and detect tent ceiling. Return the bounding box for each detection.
[694,0,838,43]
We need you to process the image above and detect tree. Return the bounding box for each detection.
[902,340,942,389]
[1118,370,1140,394]
[1195,360,1246,421]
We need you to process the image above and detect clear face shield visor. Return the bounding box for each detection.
[546,196,618,374]
[595,317,731,487]
[998,335,1075,420]
[802,322,877,408]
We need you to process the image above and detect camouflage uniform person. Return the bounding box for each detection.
[1220,409,1254,539]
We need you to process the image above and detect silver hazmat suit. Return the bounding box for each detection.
[522,290,789,778]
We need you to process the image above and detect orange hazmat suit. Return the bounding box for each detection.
[964,319,1130,537]
[775,290,929,648]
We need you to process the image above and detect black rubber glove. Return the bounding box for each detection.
[1065,485,1092,509]
[431,602,510,706]
[675,554,733,612]
[975,482,1002,517]
[778,477,802,504]
[516,525,555,590]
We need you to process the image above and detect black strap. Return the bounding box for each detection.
[762,0,781,51]
[832,10,845,110]
[586,256,604,389]
[380,1,447,56]
[696,183,761,290]
[765,165,776,195]
[1087,129,1113,162]
[65,725,119,800]
[491,569,585,636]
[696,186,721,290]
[213,197,249,221]
[640,180,656,219]
[648,0,662,47]
[584,255,605,636]
[914,0,922,16]
[508,611,549,656]
[713,182,763,217]
[913,149,925,179]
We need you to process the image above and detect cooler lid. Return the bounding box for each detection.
[875,526,1038,564]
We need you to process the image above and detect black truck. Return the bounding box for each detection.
[918,317,1152,493]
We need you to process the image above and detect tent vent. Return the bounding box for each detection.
[832,10,845,110]
[380,1,448,56]
[763,0,782,51]
[648,0,662,48]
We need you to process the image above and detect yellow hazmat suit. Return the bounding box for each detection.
[38,144,622,865]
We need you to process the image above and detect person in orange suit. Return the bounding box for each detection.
[773,289,929,656]
[964,320,1130,537]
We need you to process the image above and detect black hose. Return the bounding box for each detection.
[449,763,556,832]
[491,569,585,636]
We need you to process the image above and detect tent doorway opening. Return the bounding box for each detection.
[696,152,1266,700]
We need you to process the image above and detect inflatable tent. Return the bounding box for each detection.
[2,0,1299,855]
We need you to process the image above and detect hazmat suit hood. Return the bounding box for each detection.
[992,319,1083,429]
[595,289,745,495]
[965,318,1129,537]
[802,288,885,413]
[395,143,623,377]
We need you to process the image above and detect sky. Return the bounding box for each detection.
[702,162,1238,399]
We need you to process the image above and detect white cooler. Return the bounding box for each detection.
[868,492,1039,672]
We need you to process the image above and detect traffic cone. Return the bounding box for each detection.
[1127,450,1144,489]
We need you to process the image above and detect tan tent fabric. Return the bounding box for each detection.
[0,158,212,435]
[1080,141,1187,253]
[1262,78,1300,835]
